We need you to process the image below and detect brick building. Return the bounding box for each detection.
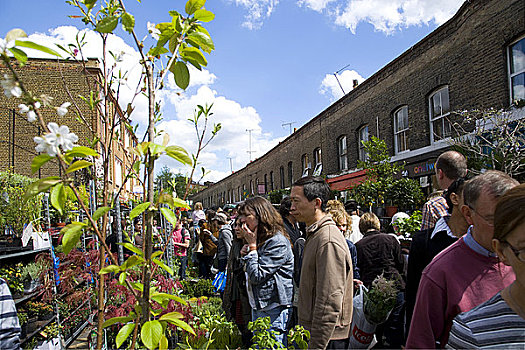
[192,0,525,208]
[0,58,139,201]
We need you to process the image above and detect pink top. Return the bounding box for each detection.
[406,237,515,349]
[172,228,190,257]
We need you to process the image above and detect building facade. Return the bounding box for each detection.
[0,58,140,201]
[195,0,524,208]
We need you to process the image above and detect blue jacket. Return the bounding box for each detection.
[242,232,294,310]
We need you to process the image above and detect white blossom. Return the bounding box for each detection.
[19,102,40,122]
[0,38,14,54]
[1,74,22,98]
[147,22,160,40]
[33,122,78,157]
[56,102,71,117]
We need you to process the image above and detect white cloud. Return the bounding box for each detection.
[231,0,463,33]
[320,69,364,101]
[227,0,280,30]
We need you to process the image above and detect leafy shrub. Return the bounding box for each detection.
[181,278,215,298]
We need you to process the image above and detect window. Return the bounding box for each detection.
[288,161,293,187]
[301,154,310,177]
[313,148,322,176]
[280,166,285,189]
[358,126,369,161]
[509,36,525,103]
[264,174,268,194]
[429,87,451,142]
[250,180,254,195]
[394,106,409,153]
[338,136,348,171]
[270,171,274,191]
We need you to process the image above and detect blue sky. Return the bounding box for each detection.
[0,0,464,182]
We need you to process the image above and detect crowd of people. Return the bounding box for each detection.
[1,151,524,349]
[176,150,525,349]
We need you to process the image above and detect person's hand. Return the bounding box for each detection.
[240,244,250,256]
[241,223,257,246]
[354,279,363,291]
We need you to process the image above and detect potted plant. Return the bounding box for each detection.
[21,260,46,294]
[386,178,425,212]
[0,263,25,298]
[363,273,399,325]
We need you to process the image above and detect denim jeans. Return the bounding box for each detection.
[178,255,188,280]
[252,305,291,347]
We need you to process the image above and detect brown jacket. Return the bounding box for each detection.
[298,215,354,349]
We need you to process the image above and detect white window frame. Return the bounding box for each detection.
[301,154,310,177]
[429,86,451,143]
[338,136,348,171]
[280,166,285,189]
[115,157,122,187]
[508,35,525,104]
[270,171,274,191]
[358,126,369,161]
[394,106,409,154]
[287,162,293,186]
[313,148,322,176]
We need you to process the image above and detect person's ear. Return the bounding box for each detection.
[493,239,509,265]
[461,204,474,225]
[450,192,459,207]
[314,198,323,210]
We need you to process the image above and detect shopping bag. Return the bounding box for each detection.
[348,285,377,349]
[212,270,227,292]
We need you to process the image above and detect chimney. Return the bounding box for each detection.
[353,79,359,88]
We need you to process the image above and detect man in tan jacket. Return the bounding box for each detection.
[291,176,353,349]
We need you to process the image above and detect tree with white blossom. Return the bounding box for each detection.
[0,0,216,348]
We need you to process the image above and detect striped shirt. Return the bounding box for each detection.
[447,292,525,349]
[0,278,21,350]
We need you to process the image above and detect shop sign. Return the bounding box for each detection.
[405,160,436,177]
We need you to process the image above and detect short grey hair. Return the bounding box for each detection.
[463,170,519,208]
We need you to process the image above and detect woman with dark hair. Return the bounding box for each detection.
[198,219,217,279]
[447,184,525,348]
[238,196,294,346]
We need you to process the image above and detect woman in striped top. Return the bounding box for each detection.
[447,184,525,349]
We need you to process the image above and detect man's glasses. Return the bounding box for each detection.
[502,241,525,262]
[468,205,494,226]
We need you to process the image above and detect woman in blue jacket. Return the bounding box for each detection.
[238,196,294,346]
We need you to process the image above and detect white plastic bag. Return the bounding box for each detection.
[348,285,377,349]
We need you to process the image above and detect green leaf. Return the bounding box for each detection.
[31,154,53,174]
[186,32,214,54]
[129,202,151,221]
[99,264,121,275]
[61,223,85,255]
[121,12,135,33]
[66,146,99,158]
[132,161,140,174]
[102,316,133,328]
[84,0,97,10]
[131,282,144,292]
[50,183,66,216]
[147,45,169,57]
[23,176,61,201]
[164,318,195,335]
[8,47,27,65]
[15,40,61,57]
[66,160,93,174]
[185,0,206,15]
[148,143,166,156]
[169,61,189,90]
[151,292,186,305]
[119,242,143,256]
[152,251,163,259]
[6,28,27,43]
[121,255,145,270]
[141,320,162,350]
[160,207,177,227]
[96,15,119,33]
[168,34,180,54]
[159,334,168,350]
[165,145,192,165]
[180,47,207,66]
[116,323,135,348]
[152,258,174,275]
[173,198,191,209]
[158,193,175,208]
[193,9,214,22]
[92,206,111,222]
[118,271,127,285]
[159,312,184,322]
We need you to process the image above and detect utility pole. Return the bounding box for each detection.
[227,157,234,173]
[282,121,295,135]
[246,129,256,162]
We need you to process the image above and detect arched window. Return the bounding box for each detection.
[280,166,285,189]
[358,125,369,161]
[313,148,322,176]
[338,136,348,171]
[301,154,310,177]
[287,161,293,187]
